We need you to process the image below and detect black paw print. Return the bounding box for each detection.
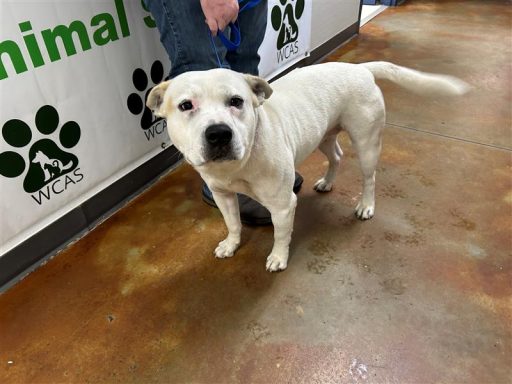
[127,60,166,130]
[0,105,81,193]
[271,0,305,50]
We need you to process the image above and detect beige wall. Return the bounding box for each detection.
[311,0,361,50]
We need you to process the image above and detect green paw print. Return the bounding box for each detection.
[271,0,305,50]
[0,105,81,193]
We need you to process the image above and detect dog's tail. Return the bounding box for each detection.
[361,61,470,97]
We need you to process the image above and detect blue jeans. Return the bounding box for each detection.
[144,0,268,77]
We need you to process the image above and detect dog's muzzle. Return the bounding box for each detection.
[204,124,236,162]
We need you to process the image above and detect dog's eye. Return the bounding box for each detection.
[178,100,193,112]
[230,96,244,108]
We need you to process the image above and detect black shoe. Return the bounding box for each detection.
[202,173,304,226]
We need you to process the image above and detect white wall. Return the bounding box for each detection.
[311,0,361,50]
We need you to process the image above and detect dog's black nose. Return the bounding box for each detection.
[205,124,232,146]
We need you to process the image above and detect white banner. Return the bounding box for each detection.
[0,0,312,257]
[0,0,172,255]
[258,0,312,79]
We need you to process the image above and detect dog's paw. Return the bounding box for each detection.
[214,238,239,258]
[313,178,333,193]
[266,252,289,272]
[355,201,375,220]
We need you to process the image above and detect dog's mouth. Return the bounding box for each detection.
[205,144,238,163]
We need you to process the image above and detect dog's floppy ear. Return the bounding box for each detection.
[146,80,171,117]
[244,74,273,106]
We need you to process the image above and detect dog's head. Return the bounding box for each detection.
[147,68,272,168]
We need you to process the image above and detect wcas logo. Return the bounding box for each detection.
[0,105,84,205]
[271,0,305,62]
[126,60,169,141]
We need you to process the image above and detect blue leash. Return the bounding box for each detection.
[209,0,262,67]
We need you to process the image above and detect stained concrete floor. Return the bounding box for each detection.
[1,1,511,383]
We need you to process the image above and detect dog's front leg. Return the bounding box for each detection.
[211,190,241,258]
[266,193,297,272]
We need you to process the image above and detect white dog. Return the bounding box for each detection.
[147,61,468,272]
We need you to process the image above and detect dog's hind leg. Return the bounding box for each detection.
[350,124,383,220]
[313,133,343,192]
[342,84,386,220]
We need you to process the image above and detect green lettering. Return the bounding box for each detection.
[140,0,156,28]
[19,21,45,68]
[91,13,119,46]
[114,0,130,37]
[41,20,91,62]
[0,40,27,80]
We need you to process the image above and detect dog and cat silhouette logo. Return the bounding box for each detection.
[271,0,305,50]
[0,105,83,203]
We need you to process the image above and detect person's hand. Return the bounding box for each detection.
[200,0,239,35]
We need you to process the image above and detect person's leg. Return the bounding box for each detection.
[144,0,229,78]
[226,0,268,75]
